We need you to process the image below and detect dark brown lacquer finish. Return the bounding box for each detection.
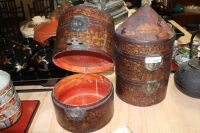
[115,4,175,106]
[51,4,115,132]
[52,74,114,133]
[53,4,115,73]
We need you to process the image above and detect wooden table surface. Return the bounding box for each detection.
[16,73,200,133]
[16,13,200,133]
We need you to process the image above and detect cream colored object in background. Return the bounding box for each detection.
[20,16,49,38]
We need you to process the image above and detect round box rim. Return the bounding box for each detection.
[52,73,114,109]
[52,49,114,73]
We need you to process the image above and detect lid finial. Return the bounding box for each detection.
[141,0,152,6]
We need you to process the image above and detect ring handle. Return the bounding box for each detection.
[189,30,200,59]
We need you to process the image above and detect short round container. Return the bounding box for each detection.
[52,3,115,73]
[52,74,114,133]
[0,70,21,129]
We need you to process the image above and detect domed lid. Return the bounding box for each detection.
[52,3,114,74]
[0,70,10,91]
[116,4,175,42]
[34,17,58,44]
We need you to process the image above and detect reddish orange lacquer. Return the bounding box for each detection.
[53,74,112,106]
[53,50,114,73]
[34,17,58,45]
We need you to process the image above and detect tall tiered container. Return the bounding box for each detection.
[115,4,175,106]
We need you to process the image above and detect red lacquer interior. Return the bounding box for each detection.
[53,50,113,73]
[53,74,112,106]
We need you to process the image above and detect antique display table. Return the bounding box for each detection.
[16,73,200,133]
[14,19,200,133]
